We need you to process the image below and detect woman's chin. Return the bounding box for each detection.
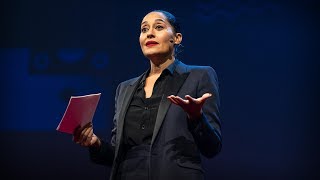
[144,52,162,59]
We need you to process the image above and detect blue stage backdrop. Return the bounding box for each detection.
[1,0,319,179]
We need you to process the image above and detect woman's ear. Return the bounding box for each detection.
[174,33,182,44]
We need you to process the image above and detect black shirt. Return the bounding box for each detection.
[123,64,176,149]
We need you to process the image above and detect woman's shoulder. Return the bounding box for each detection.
[178,60,216,72]
[178,61,218,81]
[188,65,215,71]
[118,76,140,87]
[183,63,217,75]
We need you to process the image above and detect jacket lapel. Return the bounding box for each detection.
[115,73,145,156]
[151,61,189,145]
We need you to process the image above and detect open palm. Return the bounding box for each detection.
[167,93,212,120]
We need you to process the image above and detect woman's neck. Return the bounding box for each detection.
[149,57,175,76]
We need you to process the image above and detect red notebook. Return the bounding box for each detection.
[56,93,101,134]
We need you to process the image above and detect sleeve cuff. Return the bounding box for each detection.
[88,140,105,154]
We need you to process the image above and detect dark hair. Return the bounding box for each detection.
[151,10,181,33]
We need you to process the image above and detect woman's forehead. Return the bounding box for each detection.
[141,12,168,24]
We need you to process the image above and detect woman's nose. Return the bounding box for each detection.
[147,29,155,38]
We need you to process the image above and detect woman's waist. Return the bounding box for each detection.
[124,144,151,159]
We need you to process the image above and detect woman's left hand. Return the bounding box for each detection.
[167,93,212,121]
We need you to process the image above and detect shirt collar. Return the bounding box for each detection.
[165,59,177,75]
[141,59,177,83]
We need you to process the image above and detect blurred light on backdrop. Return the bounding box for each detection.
[29,48,109,75]
[91,52,109,70]
[56,48,86,64]
[33,52,50,71]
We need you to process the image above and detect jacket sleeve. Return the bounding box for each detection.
[188,67,222,158]
[88,83,121,166]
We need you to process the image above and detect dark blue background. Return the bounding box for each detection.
[1,0,319,179]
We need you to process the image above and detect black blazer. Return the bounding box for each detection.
[89,60,222,180]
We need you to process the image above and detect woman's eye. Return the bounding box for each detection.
[155,25,164,30]
[141,27,148,33]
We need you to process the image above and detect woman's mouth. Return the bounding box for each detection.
[146,41,159,47]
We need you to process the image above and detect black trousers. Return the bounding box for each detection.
[116,145,150,180]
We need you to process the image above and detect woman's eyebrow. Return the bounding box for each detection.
[141,19,165,25]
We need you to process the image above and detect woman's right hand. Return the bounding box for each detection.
[73,122,101,148]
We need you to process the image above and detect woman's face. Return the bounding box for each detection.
[139,12,177,59]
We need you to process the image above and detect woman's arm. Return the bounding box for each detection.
[87,83,122,166]
[167,67,222,158]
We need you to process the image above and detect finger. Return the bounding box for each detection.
[83,126,93,143]
[84,124,93,136]
[78,129,87,144]
[73,121,92,142]
[83,129,94,146]
[88,128,93,139]
[87,128,94,144]
[168,96,181,105]
[81,133,91,146]
[91,134,98,144]
[198,93,212,104]
[167,96,179,105]
[79,126,92,144]
[174,96,189,105]
[185,95,196,103]
[201,93,212,99]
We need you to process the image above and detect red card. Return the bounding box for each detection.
[56,93,101,134]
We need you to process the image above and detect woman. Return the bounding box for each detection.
[73,10,222,180]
